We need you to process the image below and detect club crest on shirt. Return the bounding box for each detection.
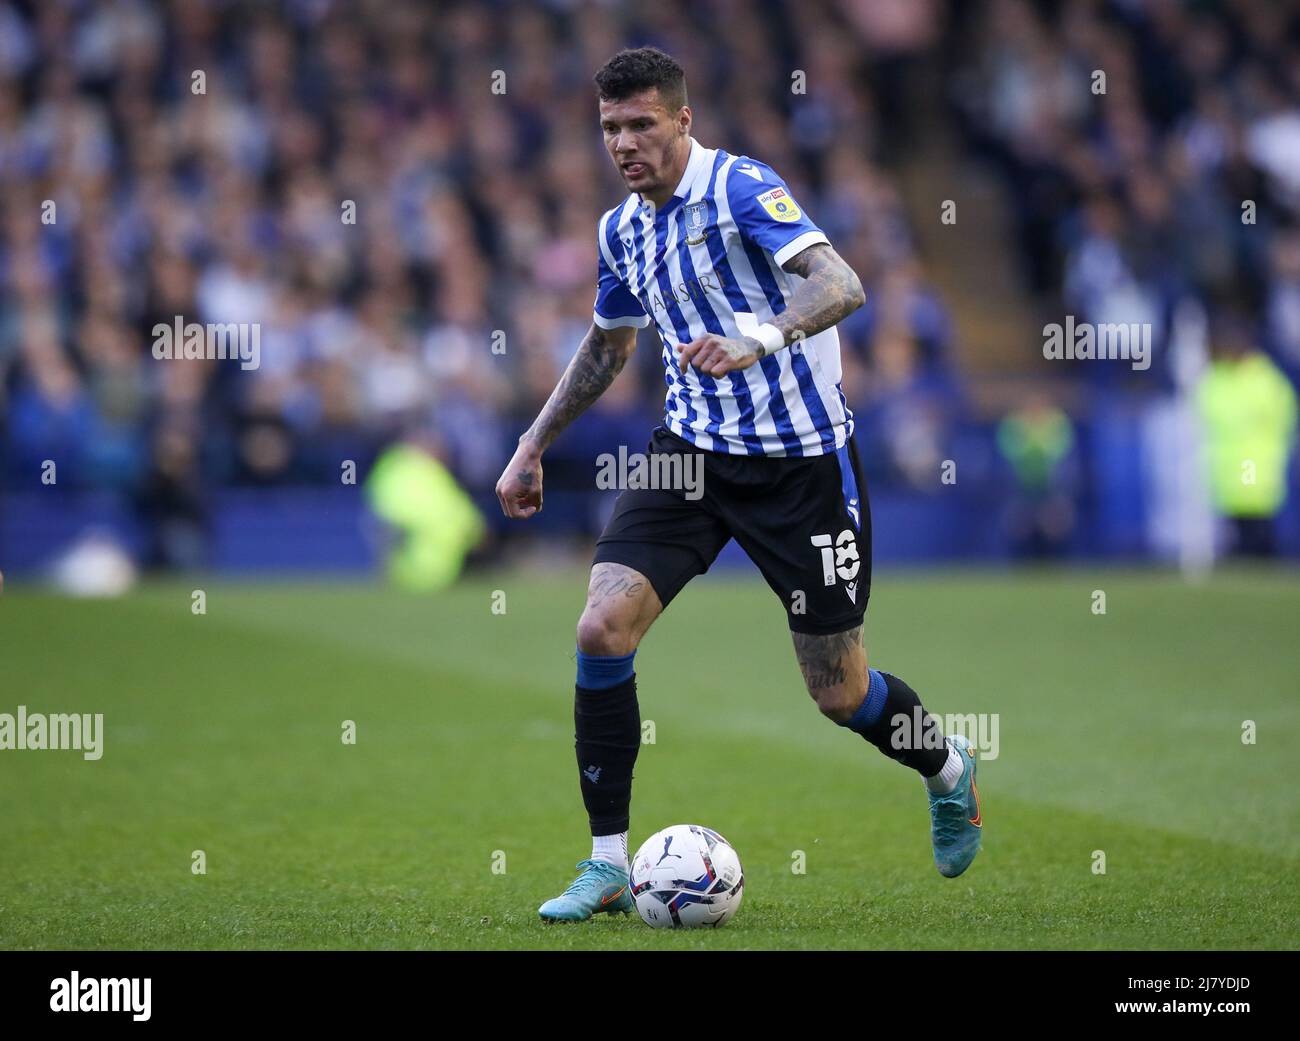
[682,201,709,246]
[757,187,800,223]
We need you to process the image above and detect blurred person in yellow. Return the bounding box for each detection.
[1196,309,1298,558]
[364,436,486,591]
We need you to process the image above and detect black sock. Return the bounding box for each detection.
[844,670,948,777]
[575,674,640,835]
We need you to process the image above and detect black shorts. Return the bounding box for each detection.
[592,426,871,635]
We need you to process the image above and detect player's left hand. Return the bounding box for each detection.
[676,334,763,377]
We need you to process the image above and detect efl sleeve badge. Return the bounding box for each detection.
[756,187,801,223]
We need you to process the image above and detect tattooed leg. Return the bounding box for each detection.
[571,561,660,852]
[794,625,953,781]
[791,625,870,722]
[575,563,664,657]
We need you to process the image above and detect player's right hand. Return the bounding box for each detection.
[496,443,544,519]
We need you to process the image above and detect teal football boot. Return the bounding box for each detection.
[538,859,634,922]
[928,734,982,878]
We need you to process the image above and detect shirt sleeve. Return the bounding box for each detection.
[592,217,650,330]
[725,157,829,268]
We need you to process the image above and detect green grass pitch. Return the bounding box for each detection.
[1,567,1297,950]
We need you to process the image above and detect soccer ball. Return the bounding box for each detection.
[629,824,744,928]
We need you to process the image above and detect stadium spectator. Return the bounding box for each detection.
[1196,310,1298,558]
[996,393,1078,558]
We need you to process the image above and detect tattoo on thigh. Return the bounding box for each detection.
[586,564,645,606]
[792,626,863,692]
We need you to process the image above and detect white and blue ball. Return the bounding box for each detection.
[629,824,744,928]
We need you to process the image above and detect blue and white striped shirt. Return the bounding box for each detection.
[593,136,853,457]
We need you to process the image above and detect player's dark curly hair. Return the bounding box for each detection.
[594,47,688,111]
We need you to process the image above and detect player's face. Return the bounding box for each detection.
[599,90,690,202]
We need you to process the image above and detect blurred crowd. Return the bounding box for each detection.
[953,0,1300,555]
[955,0,1300,387]
[0,1,950,509]
[0,0,1297,568]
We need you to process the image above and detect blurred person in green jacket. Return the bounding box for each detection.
[365,435,486,591]
[997,392,1078,559]
[1196,311,1298,558]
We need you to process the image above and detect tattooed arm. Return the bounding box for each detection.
[495,322,637,519]
[675,243,865,377]
[523,322,637,453]
[768,243,866,351]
